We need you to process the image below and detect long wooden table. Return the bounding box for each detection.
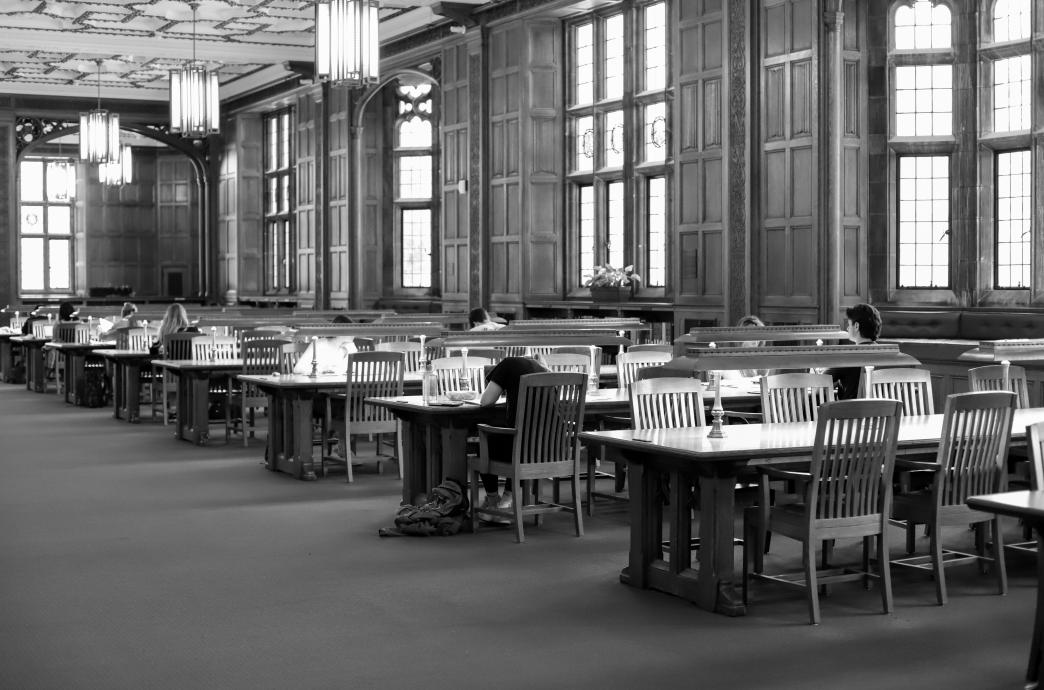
[44,341,110,405]
[0,331,24,383]
[581,408,1044,617]
[370,380,762,505]
[97,349,155,422]
[237,370,427,480]
[966,489,1044,688]
[152,359,243,444]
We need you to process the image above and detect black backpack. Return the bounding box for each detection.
[379,478,470,537]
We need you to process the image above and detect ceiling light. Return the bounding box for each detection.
[80,60,120,164]
[169,2,220,137]
[99,145,133,186]
[315,0,380,86]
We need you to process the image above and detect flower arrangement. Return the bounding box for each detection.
[583,264,642,288]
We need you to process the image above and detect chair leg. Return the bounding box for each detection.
[571,473,584,537]
[878,528,893,614]
[470,469,481,533]
[975,522,987,574]
[804,541,820,625]
[742,514,753,605]
[754,478,769,572]
[512,477,525,544]
[929,522,947,605]
[586,454,596,517]
[906,521,917,554]
[345,425,354,484]
[992,517,1008,595]
[862,536,872,590]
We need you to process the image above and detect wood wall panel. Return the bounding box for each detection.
[294,93,317,299]
[758,0,818,311]
[361,105,382,301]
[156,154,196,298]
[235,115,264,296]
[441,43,469,301]
[327,86,350,305]
[675,0,727,305]
[840,0,867,302]
[488,22,522,302]
[216,126,237,301]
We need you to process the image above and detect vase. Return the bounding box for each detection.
[590,286,633,303]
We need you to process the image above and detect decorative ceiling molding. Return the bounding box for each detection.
[0,0,487,101]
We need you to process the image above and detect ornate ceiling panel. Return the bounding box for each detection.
[0,0,488,101]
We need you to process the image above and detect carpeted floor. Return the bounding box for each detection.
[0,383,1037,689]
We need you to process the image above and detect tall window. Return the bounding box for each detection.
[986,0,1033,288]
[568,1,669,288]
[890,1,953,289]
[263,109,293,293]
[18,156,75,294]
[395,81,434,289]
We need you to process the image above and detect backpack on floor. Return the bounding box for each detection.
[379,478,469,537]
[78,368,107,408]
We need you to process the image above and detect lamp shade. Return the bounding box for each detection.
[315,0,380,86]
[79,109,120,164]
[170,62,220,137]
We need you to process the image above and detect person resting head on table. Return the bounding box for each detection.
[826,302,882,400]
[718,314,766,381]
[475,356,549,518]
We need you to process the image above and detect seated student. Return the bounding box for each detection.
[827,302,881,400]
[99,302,139,340]
[151,303,199,356]
[20,305,46,335]
[469,308,504,331]
[58,301,82,322]
[476,356,549,517]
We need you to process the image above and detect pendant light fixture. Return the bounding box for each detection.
[169,2,220,137]
[315,0,380,86]
[99,145,133,186]
[80,60,120,164]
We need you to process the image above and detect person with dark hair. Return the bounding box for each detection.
[469,308,504,331]
[475,356,548,519]
[332,314,356,324]
[20,305,46,335]
[827,302,882,400]
[58,302,81,322]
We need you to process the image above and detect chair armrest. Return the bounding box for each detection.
[895,458,940,472]
[761,467,812,482]
[476,424,516,437]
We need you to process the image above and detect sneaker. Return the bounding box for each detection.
[479,493,510,525]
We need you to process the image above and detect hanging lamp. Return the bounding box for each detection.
[169,2,220,137]
[315,0,380,86]
[99,145,133,186]
[80,60,120,164]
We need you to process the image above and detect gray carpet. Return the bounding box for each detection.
[0,383,1036,689]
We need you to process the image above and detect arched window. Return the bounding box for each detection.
[890,1,954,289]
[993,0,1031,42]
[395,80,435,289]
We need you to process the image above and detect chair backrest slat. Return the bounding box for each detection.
[968,364,1030,408]
[617,350,674,388]
[809,399,902,521]
[935,391,1016,507]
[868,367,934,415]
[375,341,422,373]
[512,372,586,467]
[538,352,590,376]
[431,356,492,395]
[630,377,706,429]
[346,352,405,425]
[761,373,835,423]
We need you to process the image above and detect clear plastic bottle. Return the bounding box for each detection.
[422,360,434,405]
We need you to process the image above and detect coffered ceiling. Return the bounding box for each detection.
[0,0,488,103]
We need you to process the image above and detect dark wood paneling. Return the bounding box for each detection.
[295,92,317,300]
[236,115,264,296]
[488,22,522,302]
[441,43,469,300]
[327,86,350,305]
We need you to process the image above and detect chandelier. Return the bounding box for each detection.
[169,2,220,137]
[315,0,380,86]
[80,60,120,164]
[99,145,133,186]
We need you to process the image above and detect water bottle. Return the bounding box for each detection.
[422,360,434,405]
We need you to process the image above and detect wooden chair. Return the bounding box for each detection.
[191,336,238,361]
[743,398,903,624]
[450,347,505,364]
[31,321,54,339]
[430,356,492,396]
[152,333,203,423]
[227,339,286,446]
[616,350,673,388]
[52,323,90,397]
[117,327,157,352]
[1007,421,1044,556]
[469,372,587,543]
[538,352,590,375]
[968,364,1030,408]
[890,391,1016,605]
[324,352,405,482]
[752,373,836,568]
[375,341,422,373]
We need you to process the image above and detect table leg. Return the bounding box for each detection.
[1029,531,1044,687]
[697,471,746,616]
[67,353,84,405]
[401,420,429,505]
[188,372,211,445]
[439,426,470,485]
[28,346,45,392]
[621,460,661,590]
[112,362,126,420]
[125,361,142,423]
[668,470,692,574]
[264,391,283,472]
[289,391,318,480]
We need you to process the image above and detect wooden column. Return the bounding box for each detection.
[467,31,487,311]
[821,1,843,323]
[726,0,750,323]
